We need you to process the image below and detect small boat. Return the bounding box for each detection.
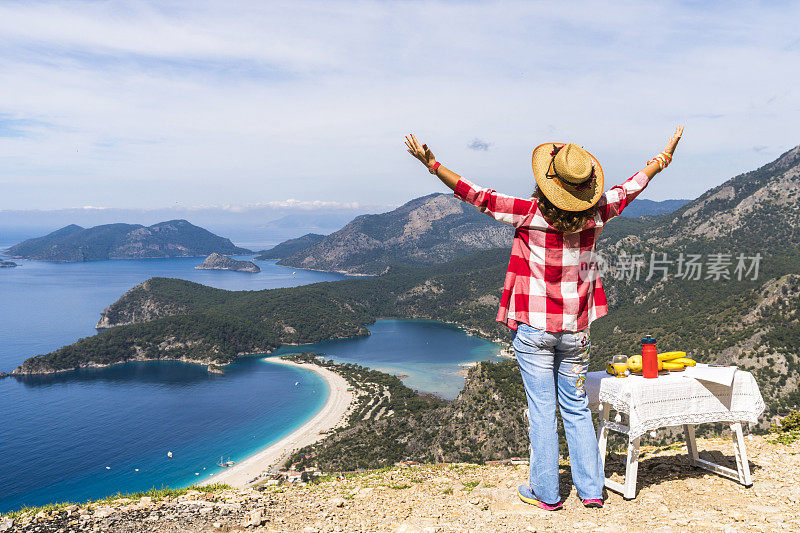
[294,381,299,386]
[217,456,235,468]
[105,466,111,470]
[167,451,173,458]
[135,468,139,472]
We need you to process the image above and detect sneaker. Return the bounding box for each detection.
[516,485,563,510]
[581,498,603,508]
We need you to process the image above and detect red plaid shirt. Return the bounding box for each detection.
[454,171,651,332]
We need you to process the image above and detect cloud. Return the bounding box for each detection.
[0,114,54,138]
[0,1,798,208]
[688,114,725,120]
[216,200,364,211]
[467,138,492,151]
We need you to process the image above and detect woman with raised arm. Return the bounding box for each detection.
[405,127,684,510]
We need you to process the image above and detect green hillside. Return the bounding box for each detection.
[5,219,250,261]
[12,248,512,375]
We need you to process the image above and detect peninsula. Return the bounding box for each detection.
[4,220,251,262]
[9,146,800,421]
[195,253,260,273]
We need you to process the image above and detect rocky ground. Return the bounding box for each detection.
[3,434,798,532]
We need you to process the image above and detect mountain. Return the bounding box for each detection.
[590,145,800,411]
[11,146,800,415]
[277,193,514,274]
[4,220,251,262]
[272,193,689,275]
[194,253,260,273]
[260,213,360,232]
[617,198,690,218]
[254,233,326,260]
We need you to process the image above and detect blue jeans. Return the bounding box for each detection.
[513,322,604,503]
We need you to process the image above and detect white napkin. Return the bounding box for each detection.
[682,363,737,386]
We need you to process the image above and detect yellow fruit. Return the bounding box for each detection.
[627,356,642,372]
[662,361,686,371]
[627,355,668,372]
[657,351,687,361]
[671,357,696,366]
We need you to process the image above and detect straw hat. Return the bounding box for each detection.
[532,142,604,211]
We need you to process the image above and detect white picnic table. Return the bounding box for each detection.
[585,367,765,499]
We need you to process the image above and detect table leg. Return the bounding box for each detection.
[686,422,752,486]
[683,424,699,466]
[623,436,640,500]
[731,422,753,487]
[597,402,610,470]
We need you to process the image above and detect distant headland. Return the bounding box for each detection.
[4,220,251,262]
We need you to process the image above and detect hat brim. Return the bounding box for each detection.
[532,143,604,212]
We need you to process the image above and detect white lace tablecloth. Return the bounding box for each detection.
[585,370,765,439]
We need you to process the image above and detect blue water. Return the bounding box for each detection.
[0,256,345,371]
[0,252,503,513]
[272,319,504,400]
[1,358,327,513]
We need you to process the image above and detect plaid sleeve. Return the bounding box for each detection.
[453,178,535,228]
[598,171,651,222]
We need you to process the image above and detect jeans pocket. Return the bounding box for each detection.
[513,323,546,351]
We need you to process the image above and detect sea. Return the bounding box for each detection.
[0,246,504,512]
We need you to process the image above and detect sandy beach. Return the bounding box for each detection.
[201,358,354,488]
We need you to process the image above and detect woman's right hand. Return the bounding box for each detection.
[405,133,436,169]
[664,125,684,156]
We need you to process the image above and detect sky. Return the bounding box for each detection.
[1,0,799,211]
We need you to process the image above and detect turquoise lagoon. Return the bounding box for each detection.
[0,254,502,512]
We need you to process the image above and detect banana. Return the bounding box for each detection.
[657,351,687,361]
[624,352,695,374]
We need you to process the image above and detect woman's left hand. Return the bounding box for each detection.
[664,125,684,156]
[405,133,436,169]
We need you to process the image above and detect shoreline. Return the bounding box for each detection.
[201,358,354,488]
[12,314,511,376]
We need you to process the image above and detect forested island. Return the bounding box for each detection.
[195,253,260,273]
[0,259,17,268]
[4,220,250,262]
